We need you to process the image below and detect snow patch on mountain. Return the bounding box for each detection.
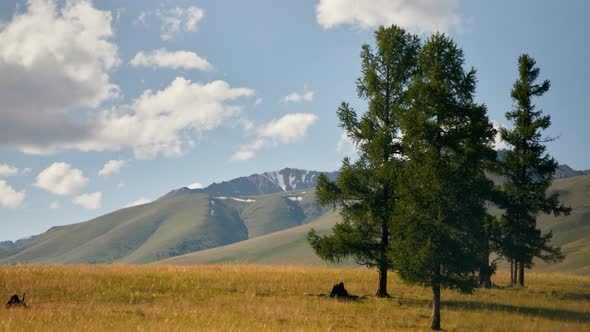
[261,171,287,191]
[213,196,256,203]
[289,174,297,189]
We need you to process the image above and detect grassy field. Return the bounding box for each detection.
[1,265,588,331]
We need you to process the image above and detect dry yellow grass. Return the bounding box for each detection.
[0,265,588,331]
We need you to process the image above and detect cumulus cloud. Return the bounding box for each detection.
[70,77,254,159]
[185,7,205,31]
[492,120,509,151]
[34,162,89,195]
[125,197,152,208]
[0,0,120,152]
[232,139,268,161]
[316,0,461,33]
[73,192,102,210]
[138,6,204,40]
[49,201,60,209]
[257,113,318,144]
[336,131,358,155]
[0,180,25,208]
[0,164,18,177]
[0,3,252,159]
[130,49,212,71]
[232,113,318,161]
[187,182,203,189]
[281,89,314,103]
[98,159,127,176]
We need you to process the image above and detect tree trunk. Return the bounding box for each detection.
[513,259,518,286]
[376,217,390,297]
[431,282,441,330]
[376,267,389,297]
[518,259,525,287]
[478,228,492,288]
[510,259,514,285]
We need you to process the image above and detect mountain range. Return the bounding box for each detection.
[161,168,338,199]
[0,168,333,264]
[1,165,589,274]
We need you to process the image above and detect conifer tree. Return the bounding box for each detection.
[498,54,571,286]
[393,33,496,330]
[308,25,420,297]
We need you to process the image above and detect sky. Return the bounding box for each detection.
[0,0,588,241]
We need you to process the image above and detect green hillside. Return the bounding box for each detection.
[0,194,247,264]
[0,191,328,264]
[160,174,590,275]
[0,243,14,252]
[159,210,342,265]
[217,190,328,238]
[534,174,590,274]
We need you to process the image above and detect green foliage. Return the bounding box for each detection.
[392,32,496,294]
[497,54,572,271]
[308,26,420,289]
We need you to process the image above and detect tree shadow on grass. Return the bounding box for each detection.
[395,297,589,323]
[442,300,590,323]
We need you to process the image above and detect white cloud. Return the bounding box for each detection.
[0,0,120,152]
[254,97,263,105]
[138,6,204,40]
[336,131,357,155]
[232,139,268,161]
[34,162,89,195]
[185,7,204,31]
[492,120,509,151]
[21,168,33,175]
[232,113,318,161]
[125,197,152,208]
[98,159,127,176]
[0,180,25,208]
[231,150,256,161]
[281,89,314,103]
[316,0,460,33]
[187,182,204,189]
[0,3,251,159]
[73,192,102,210]
[70,78,254,159]
[258,113,318,144]
[243,119,255,132]
[130,49,212,71]
[49,201,60,209]
[0,164,18,177]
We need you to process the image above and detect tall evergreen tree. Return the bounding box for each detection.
[498,54,571,287]
[393,33,496,330]
[307,25,420,297]
[478,213,499,288]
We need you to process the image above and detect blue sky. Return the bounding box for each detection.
[0,0,588,241]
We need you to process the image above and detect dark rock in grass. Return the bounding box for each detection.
[329,282,362,301]
[330,282,349,298]
[305,282,364,301]
[5,293,27,309]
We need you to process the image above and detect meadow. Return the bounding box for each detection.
[0,265,589,331]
